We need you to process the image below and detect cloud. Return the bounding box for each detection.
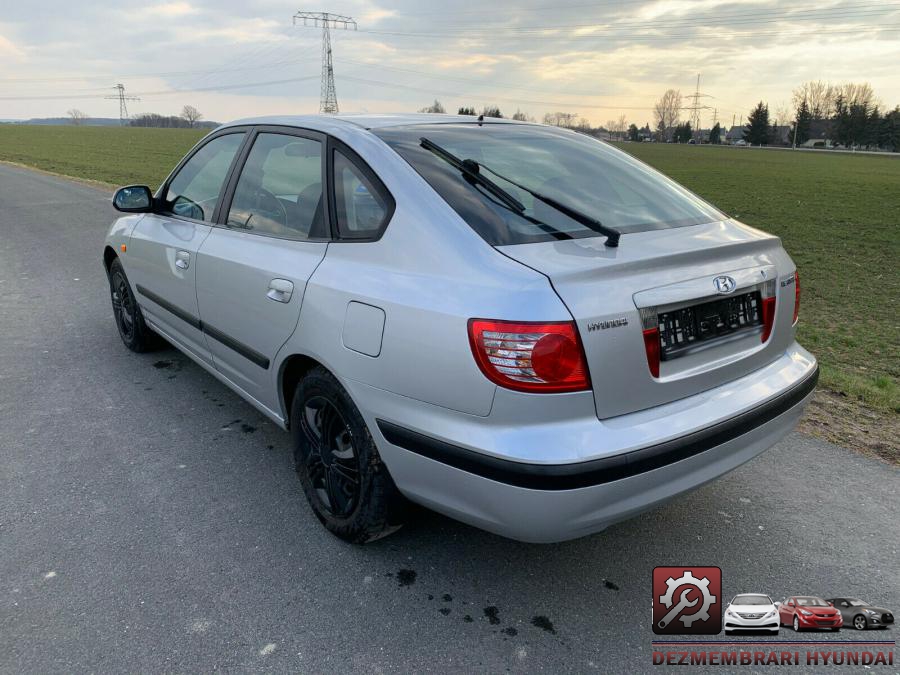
[0,31,26,61]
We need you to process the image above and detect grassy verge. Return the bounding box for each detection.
[1,125,897,436]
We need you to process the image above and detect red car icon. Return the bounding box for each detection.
[778,596,843,631]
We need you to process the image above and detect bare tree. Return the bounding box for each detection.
[653,89,682,141]
[836,82,877,109]
[67,109,87,125]
[418,99,446,114]
[511,108,533,122]
[180,105,203,128]
[791,81,835,120]
[542,111,578,127]
[773,101,792,127]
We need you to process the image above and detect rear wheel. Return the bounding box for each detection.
[291,366,405,543]
[853,615,867,631]
[108,258,160,352]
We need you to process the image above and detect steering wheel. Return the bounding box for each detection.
[254,187,288,229]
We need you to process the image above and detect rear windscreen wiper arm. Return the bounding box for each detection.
[419,137,527,215]
[477,164,620,248]
[419,137,619,248]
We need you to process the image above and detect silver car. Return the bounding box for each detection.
[103,114,817,543]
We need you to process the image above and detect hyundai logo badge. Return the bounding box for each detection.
[713,275,736,294]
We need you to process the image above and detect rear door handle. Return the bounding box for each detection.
[175,250,190,270]
[266,278,294,303]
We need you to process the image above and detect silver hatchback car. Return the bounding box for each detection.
[103,114,817,543]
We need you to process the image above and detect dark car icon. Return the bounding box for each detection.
[826,598,895,631]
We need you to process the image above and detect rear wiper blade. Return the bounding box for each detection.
[419,136,620,248]
[420,137,526,215]
[477,164,620,248]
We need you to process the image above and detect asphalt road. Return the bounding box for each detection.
[0,163,897,674]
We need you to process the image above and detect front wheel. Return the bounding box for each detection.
[793,616,801,632]
[108,258,160,352]
[853,615,867,631]
[291,366,405,543]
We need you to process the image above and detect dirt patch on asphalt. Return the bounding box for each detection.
[799,389,899,465]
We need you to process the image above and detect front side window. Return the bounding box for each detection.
[332,149,391,239]
[374,124,725,245]
[164,133,245,221]
[226,133,324,239]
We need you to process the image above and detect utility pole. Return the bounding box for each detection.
[683,73,712,140]
[105,84,139,125]
[293,11,357,114]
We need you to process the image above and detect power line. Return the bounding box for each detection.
[293,11,357,113]
[104,84,140,125]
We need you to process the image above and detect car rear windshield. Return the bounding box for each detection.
[373,123,725,245]
[734,595,771,605]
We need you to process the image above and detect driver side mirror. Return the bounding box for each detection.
[113,185,153,213]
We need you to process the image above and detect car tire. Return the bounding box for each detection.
[853,615,867,631]
[108,258,161,352]
[291,366,406,543]
[793,616,801,632]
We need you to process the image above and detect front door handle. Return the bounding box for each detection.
[266,278,294,303]
[175,250,190,270]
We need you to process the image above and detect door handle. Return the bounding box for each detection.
[175,250,190,270]
[266,278,294,303]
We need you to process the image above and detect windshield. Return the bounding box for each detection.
[374,123,725,245]
[848,599,870,607]
[796,597,829,607]
[733,595,771,606]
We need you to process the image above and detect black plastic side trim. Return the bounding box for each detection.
[135,285,270,370]
[377,367,818,491]
[136,284,201,330]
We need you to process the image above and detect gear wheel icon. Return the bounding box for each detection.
[659,570,717,627]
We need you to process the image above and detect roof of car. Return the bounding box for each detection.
[219,113,530,132]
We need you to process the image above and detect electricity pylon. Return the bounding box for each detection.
[293,11,357,113]
[105,84,140,125]
[683,74,713,138]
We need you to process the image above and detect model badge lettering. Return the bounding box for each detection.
[713,275,737,294]
[588,317,629,332]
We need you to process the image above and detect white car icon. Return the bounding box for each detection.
[725,594,780,634]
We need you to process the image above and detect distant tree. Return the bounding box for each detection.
[848,102,871,147]
[673,121,693,143]
[542,111,578,127]
[627,123,639,141]
[709,122,721,144]
[881,107,900,151]
[744,102,770,145]
[481,106,503,118]
[130,113,191,128]
[180,105,203,128]
[864,107,881,149]
[418,99,445,114]
[832,95,852,146]
[653,89,682,142]
[511,108,533,121]
[792,80,836,120]
[457,106,477,116]
[791,98,812,146]
[67,109,87,125]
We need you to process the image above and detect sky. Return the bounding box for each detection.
[1,0,899,128]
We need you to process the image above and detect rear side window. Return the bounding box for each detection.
[374,124,724,245]
[332,149,392,239]
[164,133,245,221]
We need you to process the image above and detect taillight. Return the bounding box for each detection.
[467,319,590,393]
[760,278,777,343]
[792,270,800,325]
[642,328,661,378]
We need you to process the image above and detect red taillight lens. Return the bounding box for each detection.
[467,319,590,393]
[642,327,661,378]
[760,296,776,342]
[792,270,800,325]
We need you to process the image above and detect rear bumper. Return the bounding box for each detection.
[351,344,817,542]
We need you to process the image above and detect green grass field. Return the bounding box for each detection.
[1,125,897,415]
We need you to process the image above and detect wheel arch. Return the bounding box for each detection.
[103,245,118,273]
[278,353,326,428]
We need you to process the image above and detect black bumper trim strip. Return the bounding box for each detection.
[377,366,818,491]
[135,284,270,370]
